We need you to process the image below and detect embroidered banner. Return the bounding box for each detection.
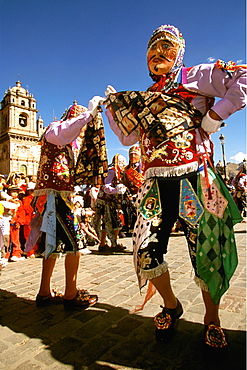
[179,178,204,226]
[106,91,203,147]
[138,179,162,219]
[125,166,144,189]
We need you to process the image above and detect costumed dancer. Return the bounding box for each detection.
[232,163,247,219]
[104,25,246,347]
[94,154,127,252]
[122,146,144,233]
[25,97,102,310]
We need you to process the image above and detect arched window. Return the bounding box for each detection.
[20,164,27,175]
[19,114,28,127]
[21,100,25,106]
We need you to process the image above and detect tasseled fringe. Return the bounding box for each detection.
[140,261,168,280]
[34,189,74,198]
[44,251,80,260]
[145,162,198,180]
[194,276,209,292]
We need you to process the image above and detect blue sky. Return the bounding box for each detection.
[0,0,246,165]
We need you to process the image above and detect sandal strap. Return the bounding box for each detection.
[205,324,228,348]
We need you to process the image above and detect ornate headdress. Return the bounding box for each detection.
[129,146,141,156]
[147,25,185,92]
[61,101,87,121]
[110,154,127,181]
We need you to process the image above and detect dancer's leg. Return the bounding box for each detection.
[63,253,80,300]
[150,270,177,309]
[38,257,56,296]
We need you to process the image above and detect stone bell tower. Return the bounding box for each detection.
[0,81,44,176]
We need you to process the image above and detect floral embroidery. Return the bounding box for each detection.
[53,152,70,182]
[171,131,193,149]
[215,59,237,78]
[138,251,152,269]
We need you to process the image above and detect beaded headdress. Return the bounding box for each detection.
[61,101,87,121]
[129,146,141,156]
[110,154,127,181]
[147,25,185,92]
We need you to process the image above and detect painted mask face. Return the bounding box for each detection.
[118,155,127,170]
[147,39,179,75]
[129,153,141,164]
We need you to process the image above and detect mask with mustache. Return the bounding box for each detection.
[147,25,185,92]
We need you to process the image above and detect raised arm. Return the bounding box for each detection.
[45,96,103,146]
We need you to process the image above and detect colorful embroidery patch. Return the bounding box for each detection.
[179,178,204,226]
[200,175,228,218]
[138,179,162,219]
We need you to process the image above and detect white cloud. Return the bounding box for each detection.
[207,57,215,63]
[237,59,243,64]
[229,152,247,163]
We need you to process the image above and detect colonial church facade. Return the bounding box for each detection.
[0,81,44,176]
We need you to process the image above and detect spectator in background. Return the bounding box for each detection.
[232,164,247,219]
[5,185,25,262]
[22,188,37,258]
[26,175,37,190]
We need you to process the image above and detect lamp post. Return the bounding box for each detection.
[219,134,227,180]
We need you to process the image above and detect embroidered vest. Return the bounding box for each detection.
[139,86,203,178]
[35,137,75,195]
[123,165,144,194]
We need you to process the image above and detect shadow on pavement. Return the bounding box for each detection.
[0,289,246,370]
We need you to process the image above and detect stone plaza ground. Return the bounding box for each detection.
[0,221,246,369]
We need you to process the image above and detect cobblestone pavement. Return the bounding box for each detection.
[0,222,246,370]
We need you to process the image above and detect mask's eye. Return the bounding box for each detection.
[162,42,171,49]
[150,44,157,50]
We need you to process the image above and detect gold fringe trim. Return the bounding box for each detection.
[194,276,209,292]
[145,161,198,180]
[45,251,80,260]
[34,189,74,198]
[140,261,168,280]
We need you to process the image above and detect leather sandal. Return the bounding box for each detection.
[204,322,228,348]
[112,244,126,252]
[154,299,183,342]
[36,289,63,307]
[63,289,98,310]
[98,245,112,253]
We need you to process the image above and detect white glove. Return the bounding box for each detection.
[88,96,105,117]
[105,85,117,97]
[115,184,127,194]
[201,111,222,135]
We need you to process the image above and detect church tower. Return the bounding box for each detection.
[0,81,44,175]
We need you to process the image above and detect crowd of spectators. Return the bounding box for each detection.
[0,162,246,270]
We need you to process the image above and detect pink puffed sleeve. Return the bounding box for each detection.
[185,63,247,120]
[105,109,138,146]
[45,111,92,146]
[103,169,118,194]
